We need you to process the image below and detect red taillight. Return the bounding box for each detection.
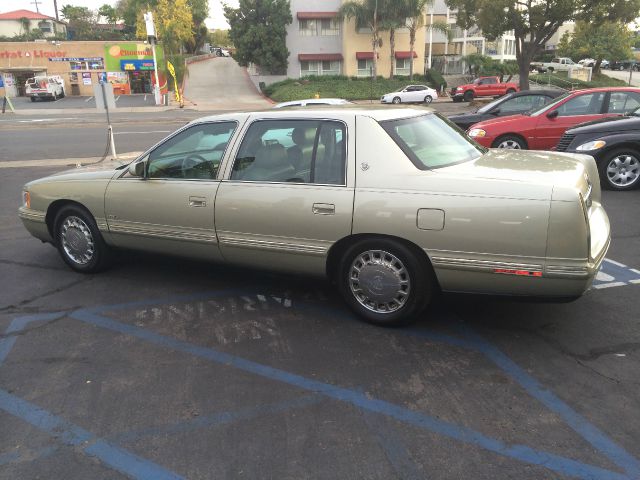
[494,268,542,277]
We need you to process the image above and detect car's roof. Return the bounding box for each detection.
[274,98,351,108]
[512,89,563,97]
[193,106,434,124]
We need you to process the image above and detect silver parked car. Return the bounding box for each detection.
[19,108,610,326]
[381,85,438,104]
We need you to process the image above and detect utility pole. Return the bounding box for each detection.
[53,0,59,21]
[144,12,162,106]
[31,0,42,13]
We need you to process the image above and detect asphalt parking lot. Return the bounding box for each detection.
[1,150,640,478]
[8,94,157,111]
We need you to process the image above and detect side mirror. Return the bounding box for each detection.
[128,158,147,178]
[546,109,559,119]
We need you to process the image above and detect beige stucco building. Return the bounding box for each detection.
[0,9,67,39]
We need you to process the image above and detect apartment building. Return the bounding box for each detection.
[285,0,426,78]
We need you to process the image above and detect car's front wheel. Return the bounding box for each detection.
[337,239,433,326]
[392,96,401,104]
[54,205,111,273]
[599,148,640,191]
[493,134,527,150]
[463,90,474,102]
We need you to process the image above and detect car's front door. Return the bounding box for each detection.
[215,117,355,274]
[531,91,608,150]
[104,121,238,261]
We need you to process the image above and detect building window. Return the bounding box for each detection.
[320,18,340,35]
[356,19,372,34]
[301,60,341,77]
[69,59,105,70]
[299,19,317,36]
[38,21,52,33]
[469,39,483,55]
[357,59,373,77]
[395,58,411,76]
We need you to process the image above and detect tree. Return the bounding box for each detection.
[445,0,640,90]
[98,4,119,24]
[209,29,232,47]
[381,1,405,78]
[187,0,209,53]
[338,0,384,78]
[557,21,633,73]
[61,5,97,40]
[136,0,194,53]
[224,0,292,75]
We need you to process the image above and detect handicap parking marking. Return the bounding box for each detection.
[593,259,640,289]
[2,292,640,480]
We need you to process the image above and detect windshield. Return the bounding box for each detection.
[477,96,509,113]
[380,113,485,170]
[528,92,571,116]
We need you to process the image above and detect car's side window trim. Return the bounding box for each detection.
[225,117,349,187]
[119,120,239,181]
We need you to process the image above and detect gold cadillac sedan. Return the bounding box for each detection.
[19,108,610,326]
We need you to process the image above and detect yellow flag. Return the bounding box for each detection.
[167,61,176,78]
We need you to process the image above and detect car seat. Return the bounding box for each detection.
[240,144,295,182]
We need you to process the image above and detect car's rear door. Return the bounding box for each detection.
[214,115,355,275]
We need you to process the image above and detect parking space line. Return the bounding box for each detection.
[593,282,628,289]
[84,96,94,102]
[0,389,185,480]
[110,395,322,444]
[604,259,628,268]
[0,312,64,365]
[68,307,634,480]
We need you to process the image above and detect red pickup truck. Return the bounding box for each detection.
[450,76,519,102]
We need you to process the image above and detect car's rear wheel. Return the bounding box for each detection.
[452,97,462,103]
[506,88,516,94]
[463,90,474,102]
[337,239,433,326]
[493,134,527,150]
[54,205,111,273]
[392,96,401,104]
[599,148,640,191]
[423,95,433,104]
[30,97,36,102]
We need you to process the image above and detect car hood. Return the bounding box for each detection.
[567,114,640,135]
[440,149,592,200]
[26,162,124,186]
[448,112,489,124]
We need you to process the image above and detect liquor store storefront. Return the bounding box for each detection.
[0,41,166,97]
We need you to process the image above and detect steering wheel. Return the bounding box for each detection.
[181,154,208,178]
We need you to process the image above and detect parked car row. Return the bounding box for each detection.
[462,87,640,190]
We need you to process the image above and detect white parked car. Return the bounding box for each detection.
[273,98,353,108]
[381,85,438,104]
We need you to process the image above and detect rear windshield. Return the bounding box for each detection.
[380,113,485,169]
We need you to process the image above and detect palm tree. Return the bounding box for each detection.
[339,0,384,78]
[381,1,406,78]
[404,0,451,79]
[19,17,31,36]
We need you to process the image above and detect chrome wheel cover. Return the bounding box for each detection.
[392,97,401,104]
[497,139,522,149]
[349,250,410,314]
[60,216,95,265]
[424,95,432,104]
[607,154,639,188]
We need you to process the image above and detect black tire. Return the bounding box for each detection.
[30,97,36,102]
[337,238,434,326]
[548,67,554,73]
[506,88,516,95]
[452,97,462,103]
[423,95,433,104]
[598,148,640,191]
[54,205,111,273]
[60,89,65,98]
[392,96,401,104]
[463,90,474,102]
[492,134,527,150]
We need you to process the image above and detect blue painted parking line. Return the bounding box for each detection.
[593,259,640,289]
[0,312,65,365]
[110,394,322,444]
[0,389,185,480]
[69,307,635,480]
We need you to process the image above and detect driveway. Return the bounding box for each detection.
[183,57,272,110]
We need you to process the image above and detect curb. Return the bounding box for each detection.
[0,152,142,168]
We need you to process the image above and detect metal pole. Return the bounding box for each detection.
[100,81,117,159]
[427,10,433,69]
[151,37,161,106]
[628,65,633,86]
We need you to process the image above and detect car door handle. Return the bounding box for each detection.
[312,203,335,215]
[189,196,207,207]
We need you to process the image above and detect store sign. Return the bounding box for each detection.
[49,57,103,62]
[121,59,155,71]
[82,72,92,85]
[105,43,163,71]
[0,75,3,88]
[0,50,67,59]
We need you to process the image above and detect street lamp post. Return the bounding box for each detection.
[144,12,162,106]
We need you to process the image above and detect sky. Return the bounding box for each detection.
[8,0,238,29]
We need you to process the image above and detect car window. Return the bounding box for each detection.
[147,122,237,180]
[500,94,551,113]
[482,78,497,85]
[230,120,346,185]
[607,92,640,114]
[380,114,484,169]
[556,92,606,116]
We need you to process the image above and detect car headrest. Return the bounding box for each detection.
[253,144,288,169]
